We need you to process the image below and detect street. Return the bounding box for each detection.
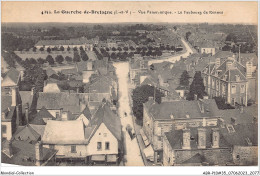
[148,37,194,65]
[114,37,194,166]
[114,62,144,166]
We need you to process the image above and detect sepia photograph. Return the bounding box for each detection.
[0,1,259,175]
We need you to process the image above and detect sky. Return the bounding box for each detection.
[1,1,258,24]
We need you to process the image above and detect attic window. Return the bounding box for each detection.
[227,124,235,133]
[190,136,195,140]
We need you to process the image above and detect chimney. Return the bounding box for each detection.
[31,87,35,95]
[170,114,174,119]
[25,103,29,124]
[60,108,63,119]
[194,94,198,100]
[2,112,6,120]
[198,128,206,149]
[35,141,43,166]
[182,128,191,149]
[16,105,20,128]
[11,87,17,107]
[212,128,220,148]
[3,140,13,158]
[246,61,252,79]
[226,57,233,70]
[215,58,221,68]
[44,80,47,87]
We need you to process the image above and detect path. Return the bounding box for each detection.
[114,62,144,166]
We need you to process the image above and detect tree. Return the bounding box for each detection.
[117,47,122,51]
[65,56,72,63]
[79,46,84,51]
[81,50,89,61]
[39,47,44,51]
[33,47,37,52]
[111,52,117,60]
[29,58,37,65]
[37,57,45,65]
[60,46,64,51]
[173,26,177,31]
[55,55,64,64]
[73,51,81,62]
[47,47,51,53]
[106,47,110,51]
[112,47,116,51]
[73,47,78,51]
[187,71,206,100]
[132,85,164,125]
[179,70,190,87]
[46,55,54,65]
[67,46,71,51]
[123,47,129,51]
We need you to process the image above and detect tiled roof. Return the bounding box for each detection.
[88,101,122,141]
[1,95,12,112]
[13,125,41,142]
[214,51,234,58]
[2,67,20,86]
[37,92,81,114]
[35,37,89,46]
[219,108,255,125]
[30,106,55,125]
[81,105,92,120]
[2,140,57,166]
[42,120,86,145]
[220,123,258,146]
[144,99,220,120]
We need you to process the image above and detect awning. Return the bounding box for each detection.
[91,155,105,161]
[140,129,150,147]
[143,145,154,162]
[106,155,117,163]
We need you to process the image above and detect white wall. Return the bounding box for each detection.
[88,123,118,155]
[43,144,88,158]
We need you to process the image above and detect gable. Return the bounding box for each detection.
[89,123,117,143]
[1,76,17,87]
[77,114,90,126]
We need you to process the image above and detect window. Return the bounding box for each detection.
[1,125,7,133]
[231,85,236,94]
[231,98,235,106]
[212,79,215,87]
[71,145,77,153]
[105,142,110,150]
[240,85,245,93]
[97,142,102,150]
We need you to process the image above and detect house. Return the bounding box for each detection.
[142,98,221,162]
[42,120,88,163]
[2,140,57,166]
[12,124,45,142]
[220,123,258,165]
[43,82,62,93]
[36,92,83,119]
[129,57,149,85]
[86,101,122,165]
[202,54,255,106]
[2,87,22,141]
[163,127,233,166]
[199,41,216,56]
[42,101,122,165]
[175,86,189,99]
[112,30,120,35]
[1,68,21,95]
[34,37,91,51]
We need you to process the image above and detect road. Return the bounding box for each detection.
[114,62,144,166]
[148,38,194,65]
[114,37,194,166]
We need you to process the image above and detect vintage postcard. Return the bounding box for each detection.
[1,1,258,175]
